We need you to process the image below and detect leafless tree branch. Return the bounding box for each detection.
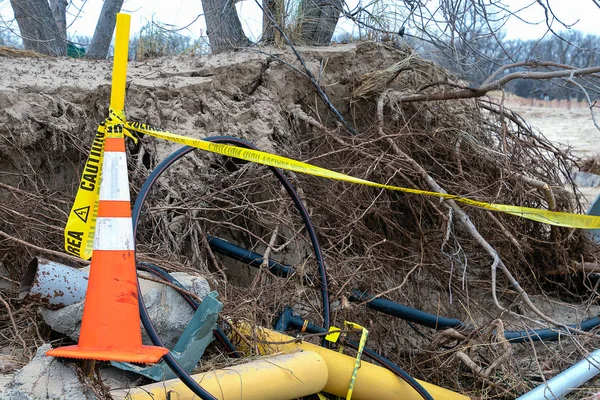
[394,64,600,103]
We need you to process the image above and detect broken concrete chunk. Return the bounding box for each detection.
[3,344,95,400]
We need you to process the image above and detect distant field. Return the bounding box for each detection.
[505,99,600,209]
[486,92,596,156]
[516,106,598,158]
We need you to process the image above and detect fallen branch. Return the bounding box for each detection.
[0,229,88,265]
[393,64,600,103]
[566,70,600,132]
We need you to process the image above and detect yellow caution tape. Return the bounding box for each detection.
[343,321,368,400]
[63,12,134,260]
[325,325,342,343]
[322,321,368,400]
[122,118,600,230]
[65,112,600,260]
[64,129,105,259]
[64,115,138,259]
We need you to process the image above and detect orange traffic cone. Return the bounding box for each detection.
[47,13,167,363]
[46,134,168,363]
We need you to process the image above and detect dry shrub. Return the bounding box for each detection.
[277,64,595,395]
[0,46,45,58]
[581,156,600,175]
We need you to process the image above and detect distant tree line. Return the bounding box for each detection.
[3,0,599,102]
[4,0,341,57]
[415,30,599,101]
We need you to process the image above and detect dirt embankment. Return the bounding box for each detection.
[2,42,600,398]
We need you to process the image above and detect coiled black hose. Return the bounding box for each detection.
[131,137,330,399]
[132,137,437,400]
[132,137,330,329]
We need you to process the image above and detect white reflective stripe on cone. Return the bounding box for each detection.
[99,152,130,202]
[93,217,135,250]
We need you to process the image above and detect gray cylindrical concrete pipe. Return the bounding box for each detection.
[19,257,211,348]
[19,258,89,309]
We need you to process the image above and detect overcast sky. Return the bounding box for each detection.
[0,0,598,43]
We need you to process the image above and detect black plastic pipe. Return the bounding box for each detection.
[206,235,295,278]
[503,318,600,343]
[350,290,600,343]
[209,237,600,343]
[350,290,464,330]
[211,237,600,343]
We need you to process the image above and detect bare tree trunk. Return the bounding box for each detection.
[49,0,67,43]
[262,0,282,43]
[86,0,124,59]
[201,0,250,53]
[299,0,342,45]
[9,0,66,56]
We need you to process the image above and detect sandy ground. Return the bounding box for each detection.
[511,104,600,210]
[515,106,599,158]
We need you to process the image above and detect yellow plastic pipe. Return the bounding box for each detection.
[111,351,329,400]
[110,13,131,115]
[237,325,470,400]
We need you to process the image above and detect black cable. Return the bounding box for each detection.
[132,137,330,330]
[131,137,331,398]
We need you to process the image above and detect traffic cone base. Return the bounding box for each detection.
[46,250,169,363]
[46,344,169,363]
